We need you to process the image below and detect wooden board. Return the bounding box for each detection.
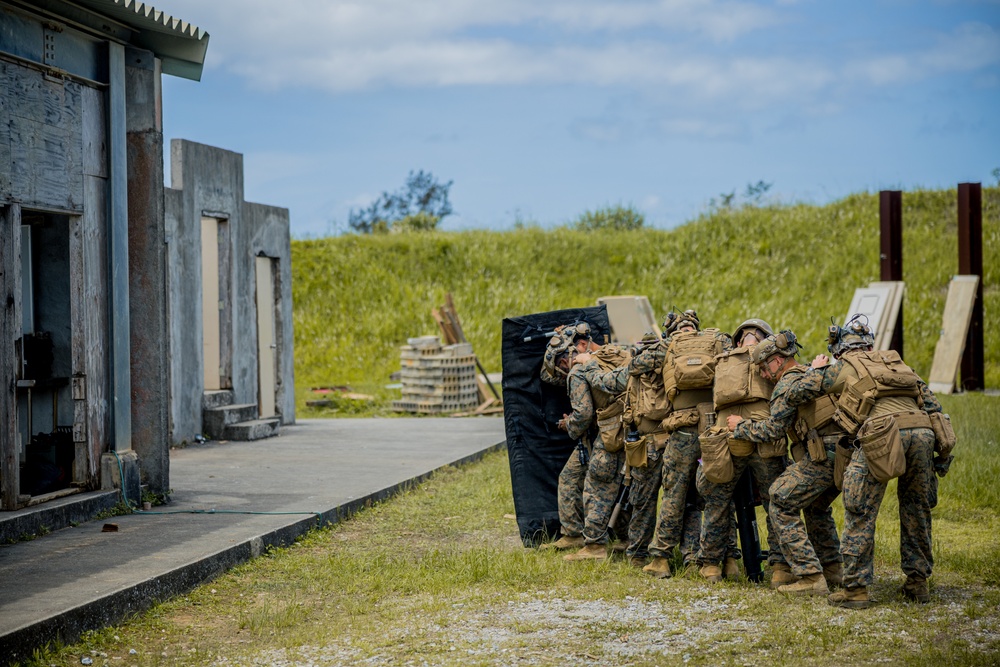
[929,275,980,394]
[844,284,893,337]
[596,295,658,345]
[868,281,904,350]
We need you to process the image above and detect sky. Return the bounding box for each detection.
[159,0,1000,237]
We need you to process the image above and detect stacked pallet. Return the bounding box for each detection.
[391,336,480,414]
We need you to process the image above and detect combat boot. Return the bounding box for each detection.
[778,573,829,597]
[629,556,648,569]
[823,562,843,589]
[540,535,585,550]
[828,586,873,609]
[901,576,930,603]
[564,543,607,561]
[700,564,723,583]
[610,541,628,554]
[723,557,741,580]
[770,562,798,589]
[642,556,672,579]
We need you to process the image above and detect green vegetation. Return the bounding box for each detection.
[293,187,999,415]
[573,203,645,231]
[23,393,1000,666]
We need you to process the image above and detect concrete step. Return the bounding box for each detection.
[202,390,234,410]
[223,418,280,441]
[203,403,258,439]
[0,490,120,544]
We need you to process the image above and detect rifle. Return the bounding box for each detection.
[608,463,632,530]
[733,466,767,583]
[575,438,590,466]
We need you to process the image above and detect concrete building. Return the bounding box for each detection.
[165,139,295,446]
[0,0,208,511]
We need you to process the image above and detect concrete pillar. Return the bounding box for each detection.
[125,47,169,493]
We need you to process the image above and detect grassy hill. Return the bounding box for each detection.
[291,187,999,414]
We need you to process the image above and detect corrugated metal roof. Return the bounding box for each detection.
[73,0,210,81]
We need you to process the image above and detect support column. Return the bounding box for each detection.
[957,183,984,391]
[879,190,903,355]
[125,46,169,493]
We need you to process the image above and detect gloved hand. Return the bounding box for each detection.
[933,454,954,478]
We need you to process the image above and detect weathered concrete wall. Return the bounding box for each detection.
[166,140,294,444]
[242,202,295,424]
[125,47,169,493]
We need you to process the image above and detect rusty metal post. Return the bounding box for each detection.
[958,183,984,391]
[879,190,903,355]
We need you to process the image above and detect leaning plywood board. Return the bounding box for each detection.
[929,275,980,394]
[869,281,905,350]
[597,296,659,345]
[844,285,893,336]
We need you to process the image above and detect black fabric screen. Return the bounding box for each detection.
[501,306,611,546]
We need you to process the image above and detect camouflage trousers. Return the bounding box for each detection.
[625,443,663,558]
[697,450,787,566]
[648,427,702,564]
[557,446,589,538]
[841,428,937,589]
[582,440,625,545]
[768,448,842,577]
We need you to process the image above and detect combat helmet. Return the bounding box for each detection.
[751,330,801,365]
[827,314,874,358]
[540,322,591,383]
[663,308,700,336]
[733,318,774,346]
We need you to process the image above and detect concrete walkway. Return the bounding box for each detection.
[0,417,507,663]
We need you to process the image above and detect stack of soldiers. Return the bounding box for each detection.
[539,312,956,609]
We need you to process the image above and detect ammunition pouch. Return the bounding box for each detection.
[728,437,755,458]
[929,411,957,458]
[624,432,650,469]
[661,406,700,434]
[857,414,905,484]
[699,425,734,484]
[596,399,626,453]
[650,431,670,452]
[696,401,715,435]
[833,374,877,436]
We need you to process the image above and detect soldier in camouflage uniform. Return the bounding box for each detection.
[727,330,844,596]
[698,319,792,584]
[643,311,734,579]
[808,317,946,609]
[538,325,592,550]
[550,326,632,561]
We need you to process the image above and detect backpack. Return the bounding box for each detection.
[663,328,722,401]
[713,346,773,409]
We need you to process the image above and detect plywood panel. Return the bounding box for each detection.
[597,295,659,345]
[201,217,221,391]
[869,281,904,350]
[844,285,892,337]
[929,275,980,394]
[1,205,23,508]
[256,256,276,418]
[81,84,107,178]
[83,175,108,478]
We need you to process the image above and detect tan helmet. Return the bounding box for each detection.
[827,314,874,358]
[540,323,591,383]
[751,330,801,365]
[733,318,773,346]
[664,308,699,335]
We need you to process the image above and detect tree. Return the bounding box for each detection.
[348,170,453,233]
[573,204,645,231]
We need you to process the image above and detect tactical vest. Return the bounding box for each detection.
[713,345,773,410]
[663,328,723,403]
[623,341,670,434]
[833,349,921,432]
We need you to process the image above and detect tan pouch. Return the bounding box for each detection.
[625,433,649,468]
[597,399,626,453]
[834,374,877,435]
[790,442,806,463]
[929,412,957,458]
[699,426,734,484]
[651,431,670,451]
[806,429,827,463]
[728,437,754,458]
[857,414,905,483]
[833,440,853,490]
[696,401,716,435]
[661,407,700,433]
[757,439,787,458]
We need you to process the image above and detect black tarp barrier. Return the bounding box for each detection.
[502,306,611,546]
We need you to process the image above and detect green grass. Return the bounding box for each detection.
[22,393,1000,667]
[292,187,1000,416]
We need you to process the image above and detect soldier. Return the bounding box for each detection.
[548,324,631,561]
[725,329,844,595]
[538,325,592,551]
[809,317,947,609]
[642,310,733,579]
[697,319,792,585]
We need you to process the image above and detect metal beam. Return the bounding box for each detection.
[957,183,984,391]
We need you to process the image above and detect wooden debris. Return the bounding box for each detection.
[433,293,503,414]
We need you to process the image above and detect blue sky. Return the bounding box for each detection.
[159,0,1000,237]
